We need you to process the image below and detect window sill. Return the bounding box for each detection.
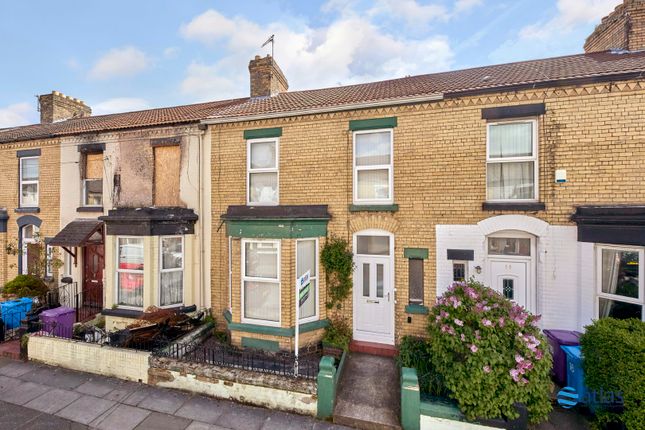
[77,206,104,213]
[482,202,545,212]
[405,304,429,315]
[348,204,399,213]
[14,207,40,213]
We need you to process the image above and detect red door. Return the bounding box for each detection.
[83,244,104,315]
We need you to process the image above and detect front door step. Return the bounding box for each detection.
[333,352,401,430]
[350,340,398,357]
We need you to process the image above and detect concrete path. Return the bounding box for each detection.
[0,357,350,430]
[333,353,401,430]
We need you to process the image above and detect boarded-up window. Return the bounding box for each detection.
[83,153,103,206]
[85,153,103,179]
[154,145,181,206]
[409,259,424,305]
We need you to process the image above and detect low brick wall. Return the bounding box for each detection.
[149,356,317,416]
[28,335,150,383]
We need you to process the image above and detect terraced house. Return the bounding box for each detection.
[1,0,645,356]
[0,91,248,330]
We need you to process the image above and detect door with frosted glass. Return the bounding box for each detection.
[353,234,393,344]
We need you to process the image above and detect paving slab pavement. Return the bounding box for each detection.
[0,358,350,430]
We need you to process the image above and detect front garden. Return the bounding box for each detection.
[399,279,645,430]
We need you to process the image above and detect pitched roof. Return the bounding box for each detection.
[0,98,248,144]
[2,50,645,143]
[207,50,645,120]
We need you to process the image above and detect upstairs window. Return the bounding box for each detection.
[353,130,393,204]
[20,156,39,207]
[486,120,537,201]
[83,152,103,207]
[247,138,278,205]
[153,144,181,207]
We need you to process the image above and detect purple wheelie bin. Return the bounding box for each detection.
[40,307,75,338]
[543,329,581,386]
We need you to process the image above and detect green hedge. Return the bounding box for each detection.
[2,274,49,298]
[581,318,645,430]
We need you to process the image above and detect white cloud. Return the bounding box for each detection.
[369,0,449,26]
[163,47,180,59]
[92,98,150,115]
[89,46,150,80]
[0,102,33,128]
[490,0,620,63]
[179,8,453,100]
[454,0,483,14]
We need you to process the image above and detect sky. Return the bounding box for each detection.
[0,0,622,128]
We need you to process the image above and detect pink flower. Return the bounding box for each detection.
[482,318,493,327]
[515,354,524,363]
[460,334,466,342]
[535,349,544,360]
[470,344,478,353]
[454,318,464,327]
[510,369,521,382]
[483,365,491,374]
[498,317,505,327]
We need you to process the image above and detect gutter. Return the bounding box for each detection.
[201,93,445,125]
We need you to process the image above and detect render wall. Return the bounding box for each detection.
[210,80,645,341]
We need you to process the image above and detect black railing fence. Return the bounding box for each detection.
[47,282,102,323]
[154,337,321,380]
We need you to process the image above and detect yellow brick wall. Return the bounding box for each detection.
[0,139,60,285]
[211,80,645,343]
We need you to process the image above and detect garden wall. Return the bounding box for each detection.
[148,356,317,416]
[28,334,150,382]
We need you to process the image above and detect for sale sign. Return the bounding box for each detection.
[297,270,311,307]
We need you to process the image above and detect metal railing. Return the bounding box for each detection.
[47,282,102,323]
[154,338,321,380]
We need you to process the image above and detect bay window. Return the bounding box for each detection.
[116,237,144,308]
[353,129,393,204]
[597,246,644,321]
[247,139,278,205]
[20,156,39,207]
[486,120,537,201]
[297,239,318,322]
[242,240,280,324]
[160,236,183,307]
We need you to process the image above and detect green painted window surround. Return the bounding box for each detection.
[227,318,329,337]
[404,248,429,259]
[241,337,280,352]
[226,219,328,239]
[348,204,399,213]
[405,304,429,315]
[243,127,282,140]
[349,117,398,131]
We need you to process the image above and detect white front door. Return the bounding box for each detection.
[353,232,394,345]
[490,260,528,308]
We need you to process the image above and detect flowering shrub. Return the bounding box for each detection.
[427,280,552,423]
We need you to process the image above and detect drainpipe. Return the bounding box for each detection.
[197,124,207,310]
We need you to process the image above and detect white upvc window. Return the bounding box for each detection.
[159,236,184,307]
[242,239,281,326]
[116,237,144,308]
[45,244,54,278]
[247,138,279,205]
[596,245,644,321]
[21,224,39,275]
[353,129,393,205]
[20,156,39,207]
[486,119,538,202]
[296,238,319,323]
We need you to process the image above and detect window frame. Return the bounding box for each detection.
[82,178,103,207]
[241,239,281,326]
[485,118,538,202]
[115,236,145,310]
[452,261,468,283]
[353,128,394,205]
[296,238,319,324]
[408,258,424,305]
[158,235,184,308]
[246,137,279,206]
[19,156,39,208]
[595,244,644,321]
[45,244,53,278]
[20,224,39,275]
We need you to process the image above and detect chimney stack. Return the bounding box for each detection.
[584,0,645,53]
[248,55,289,98]
[38,91,91,124]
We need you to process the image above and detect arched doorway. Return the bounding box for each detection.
[352,229,395,345]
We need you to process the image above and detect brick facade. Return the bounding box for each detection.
[0,139,61,284]
[585,0,645,52]
[211,79,645,343]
